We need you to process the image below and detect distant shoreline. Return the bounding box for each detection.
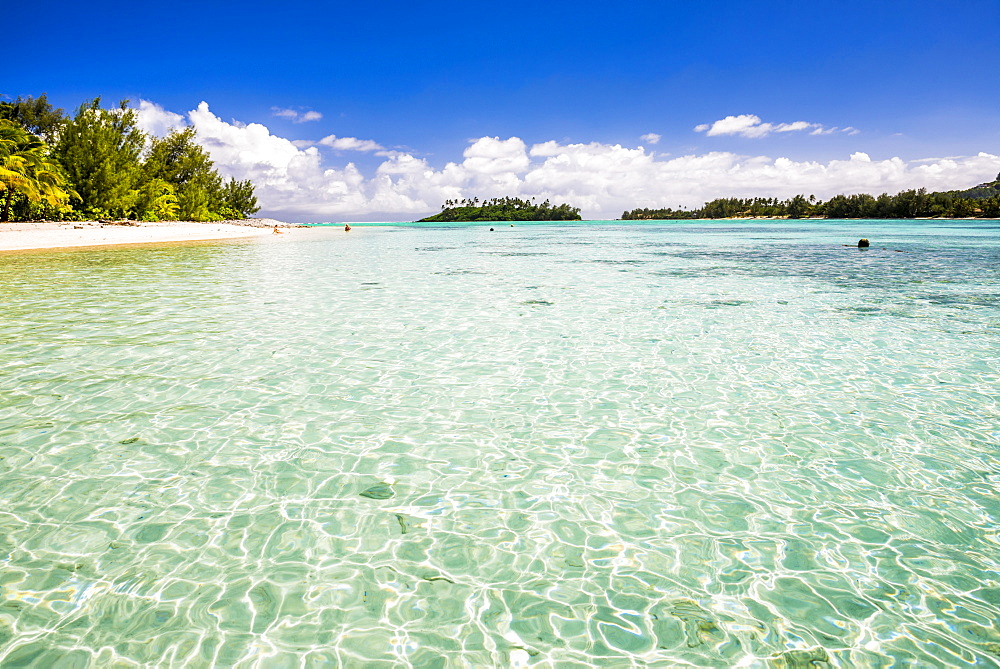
[0,219,297,253]
[5,217,994,253]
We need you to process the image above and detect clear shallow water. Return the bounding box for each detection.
[1,220,999,667]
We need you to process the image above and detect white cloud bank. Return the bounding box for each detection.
[695,114,858,138]
[136,100,185,137]
[136,101,1000,221]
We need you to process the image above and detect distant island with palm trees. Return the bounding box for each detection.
[418,197,582,222]
[621,177,1000,220]
[419,177,1000,223]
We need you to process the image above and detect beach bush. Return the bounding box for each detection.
[0,118,75,221]
[0,95,260,222]
[220,178,259,218]
[54,99,145,219]
[134,179,180,221]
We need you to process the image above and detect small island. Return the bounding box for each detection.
[418,197,581,223]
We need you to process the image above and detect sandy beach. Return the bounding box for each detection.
[0,219,294,252]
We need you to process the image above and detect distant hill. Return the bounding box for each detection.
[951,173,1000,200]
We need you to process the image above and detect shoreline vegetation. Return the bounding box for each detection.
[418,197,582,222]
[1,94,260,223]
[418,178,1000,223]
[5,95,998,233]
[621,176,1000,220]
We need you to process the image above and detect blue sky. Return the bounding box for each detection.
[7,0,1000,220]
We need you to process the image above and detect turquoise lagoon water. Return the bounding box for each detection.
[0,220,999,667]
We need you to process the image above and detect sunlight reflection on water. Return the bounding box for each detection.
[0,220,998,666]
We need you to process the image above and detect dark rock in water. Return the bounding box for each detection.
[858,238,870,248]
[360,483,394,500]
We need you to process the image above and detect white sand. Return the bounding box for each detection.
[0,220,287,252]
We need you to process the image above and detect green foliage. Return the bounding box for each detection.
[141,130,259,221]
[0,94,66,143]
[0,119,75,221]
[54,98,145,218]
[623,186,1000,220]
[0,94,261,222]
[620,206,696,220]
[220,178,259,218]
[785,194,809,219]
[1,192,76,221]
[143,127,223,221]
[419,196,581,222]
[133,178,179,221]
[949,173,1000,200]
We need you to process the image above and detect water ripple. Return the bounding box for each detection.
[0,223,998,666]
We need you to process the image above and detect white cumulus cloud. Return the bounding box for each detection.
[318,135,385,152]
[271,107,323,123]
[695,114,855,138]
[640,133,661,145]
[135,101,1000,222]
[136,100,185,137]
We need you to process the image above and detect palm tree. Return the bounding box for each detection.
[0,119,74,221]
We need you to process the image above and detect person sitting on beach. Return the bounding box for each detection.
[272,226,283,234]
[345,224,352,232]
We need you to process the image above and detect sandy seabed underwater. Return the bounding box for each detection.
[1,219,999,667]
